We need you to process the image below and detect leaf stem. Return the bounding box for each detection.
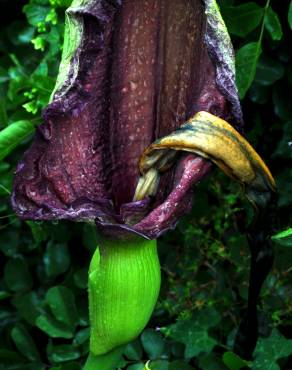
[259,0,271,45]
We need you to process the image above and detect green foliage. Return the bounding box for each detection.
[235,42,262,99]
[0,120,35,161]
[221,0,285,99]
[264,6,283,41]
[162,308,220,358]
[0,0,292,369]
[272,228,292,247]
[253,329,292,369]
[222,352,252,370]
[221,2,264,38]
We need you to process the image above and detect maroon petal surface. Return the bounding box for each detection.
[12,0,241,239]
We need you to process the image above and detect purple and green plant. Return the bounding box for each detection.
[11,0,276,369]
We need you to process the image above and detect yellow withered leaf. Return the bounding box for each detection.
[134,111,276,210]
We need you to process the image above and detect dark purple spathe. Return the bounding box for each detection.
[12,0,242,239]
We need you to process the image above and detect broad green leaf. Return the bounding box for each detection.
[141,329,165,360]
[222,351,252,370]
[255,57,284,86]
[12,292,41,325]
[73,327,90,346]
[124,339,143,361]
[288,1,292,30]
[163,308,220,358]
[36,314,74,339]
[46,286,78,327]
[23,4,50,27]
[264,7,283,41]
[26,221,48,244]
[147,361,168,370]
[253,329,292,369]
[0,120,35,161]
[4,258,33,293]
[44,241,70,278]
[236,42,262,99]
[127,365,144,370]
[221,3,264,37]
[47,343,81,363]
[11,324,41,362]
[272,228,292,247]
[73,268,88,290]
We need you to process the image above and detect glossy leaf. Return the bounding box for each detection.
[124,339,143,361]
[23,4,50,27]
[11,324,41,362]
[236,42,262,99]
[141,329,165,360]
[36,314,74,339]
[46,286,78,327]
[288,1,292,30]
[0,120,35,161]
[272,228,292,247]
[221,2,264,37]
[264,7,283,41]
[12,291,41,325]
[253,329,292,369]
[47,343,81,363]
[43,241,70,278]
[255,56,284,86]
[223,351,252,370]
[4,258,33,293]
[163,308,220,358]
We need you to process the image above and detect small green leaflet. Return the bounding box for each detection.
[0,120,35,161]
[288,1,292,30]
[264,7,283,41]
[236,42,262,99]
[272,228,292,247]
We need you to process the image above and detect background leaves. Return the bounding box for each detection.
[0,0,292,369]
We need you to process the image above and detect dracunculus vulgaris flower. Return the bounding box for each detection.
[12,0,276,368]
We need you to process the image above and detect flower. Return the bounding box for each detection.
[12,0,243,239]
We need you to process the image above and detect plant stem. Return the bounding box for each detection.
[83,346,125,370]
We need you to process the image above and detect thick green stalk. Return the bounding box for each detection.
[86,237,160,369]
